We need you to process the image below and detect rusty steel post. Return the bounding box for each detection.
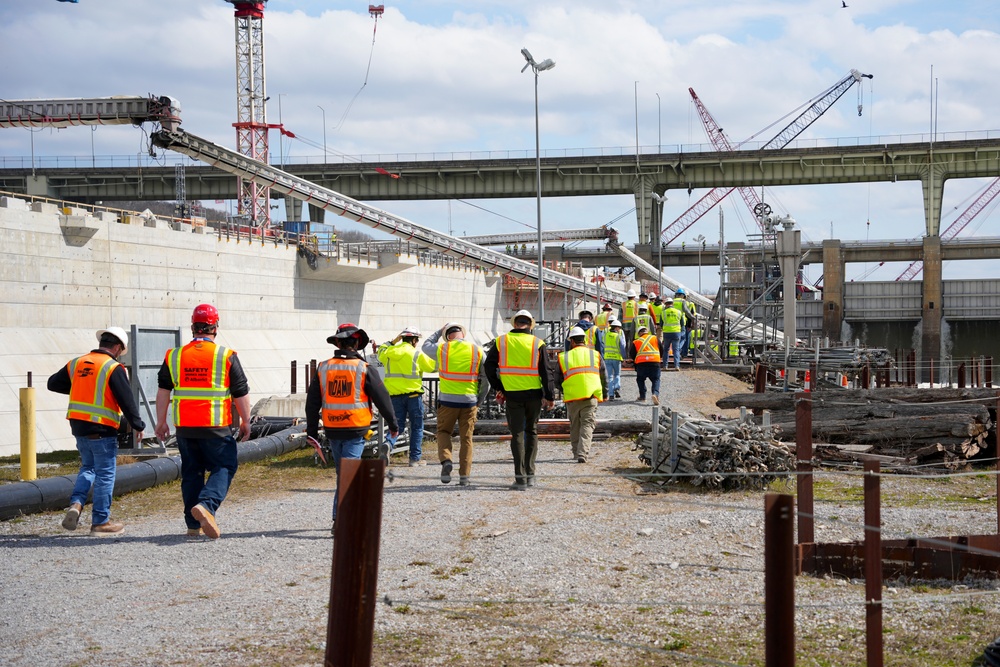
[929,357,934,388]
[291,360,297,395]
[796,393,814,550]
[304,362,310,393]
[864,461,884,667]
[986,357,993,388]
[325,458,386,667]
[861,363,871,391]
[958,363,966,388]
[765,493,795,667]
[753,363,767,417]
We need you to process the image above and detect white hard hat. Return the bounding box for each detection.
[626,290,637,298]
[568,326,587,339]
[637,326,649,335]
[400,325,421,338]
[442,322,464,336]
[638,303,649,311]
[609,319,622,327]
[510,309,536,329]
[96,327,129,352]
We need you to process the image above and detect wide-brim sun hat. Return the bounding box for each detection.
[510,309,536,329]
[327,323,370,348]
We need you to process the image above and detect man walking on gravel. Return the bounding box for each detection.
[556,327,607,463]
[378,326,436,466]
[485,310,555,489]
[603,319,626,400]
[49,327,145,536]
[630,325,662,405]
[155,304,252,539]
[422,322,488,486]
[307,323,398,533]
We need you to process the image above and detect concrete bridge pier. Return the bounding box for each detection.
[822,239,845,342]
[308,203,326,225]
[921,235,943,381]
[284,195,303,222]
[633,174,658,244]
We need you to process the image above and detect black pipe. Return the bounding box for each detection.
[0,425,306,521]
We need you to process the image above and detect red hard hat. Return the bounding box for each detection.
[192,303,220,326]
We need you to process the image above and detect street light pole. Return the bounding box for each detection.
[317,105,327,162]
[656,92,661,153]
[651,192,667,298]
[694,234,706,293]
[521,48,555,322]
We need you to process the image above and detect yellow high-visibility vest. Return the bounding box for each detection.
[496,333,543,392]
[558,346,602,402]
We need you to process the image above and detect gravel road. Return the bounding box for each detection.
[2,368,998,666]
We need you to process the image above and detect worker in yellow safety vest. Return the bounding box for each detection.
[649,295,663,330]
[556,327,607,463]
[378,325,437,467]
[660,297,684,371]
[484,309,556,489]
[630,325,662,405]
[603,319,626,400]
[673,287,698,358]
[621,289,638,348]
[595,302,614,332]
[421,322,488,486]
[634,303,657,338]
[155,304,253,540]
[48,327,146,536]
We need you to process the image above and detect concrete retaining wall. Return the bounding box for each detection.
[0,198,506,456]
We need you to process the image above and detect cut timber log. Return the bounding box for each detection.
[717,387,999,411]
[770,415,987,445]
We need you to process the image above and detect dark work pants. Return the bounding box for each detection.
[505,398,542,484]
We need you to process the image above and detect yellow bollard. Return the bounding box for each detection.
[20,383,37,482]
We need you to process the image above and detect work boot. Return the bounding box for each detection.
[613,389,621,399]
[652,395,660,405]
[90,521,125,536]
[408,459,427,467]
[62,502,82,531]
[459,476,470,487]
[186,527,203,538]
[440,460,453,484]
[191,504,220,539]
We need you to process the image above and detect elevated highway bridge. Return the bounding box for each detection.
[4,136,1000,244]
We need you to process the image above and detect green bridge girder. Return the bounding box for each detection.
[5,138,1000,243]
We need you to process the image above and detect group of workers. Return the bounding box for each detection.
[47,288,695,539]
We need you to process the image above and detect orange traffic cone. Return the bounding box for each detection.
[804,370,811,392]
[840,374,848,388]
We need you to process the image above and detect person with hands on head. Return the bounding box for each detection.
[422,322,488,486]
[48,326,145,536]
[155,304,251,539]
[306,323,398,535]
[484,310,556,490]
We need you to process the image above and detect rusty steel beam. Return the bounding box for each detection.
[765,493,796,667]
[864,461,884,667]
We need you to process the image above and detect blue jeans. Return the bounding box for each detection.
[389,394,424,461]
[329,435,366,521]
[635,362,661,400]
[70,435,118,525]
[177,435,239,530]
[662,332,683,369]
[679,328,692,358]
[605,359,622,396]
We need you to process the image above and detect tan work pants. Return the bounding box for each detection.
[567,397,598,460]
[436,404,478,477]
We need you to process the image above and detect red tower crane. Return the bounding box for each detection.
[659,70,873,245]
[225,0,273,228]
[895,176,1000,280]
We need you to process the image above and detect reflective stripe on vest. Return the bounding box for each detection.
[584,326,597,350]
[558,346,602,401]
[633,334,661,364]
[496,333,543,391]
[634,313,655,333]
[729,341,740,356]
[622,300,637,323]
[603,331,623,361]
[380,344,425,395]
[660,306,683,333]
[66,353,122,427]
[167,341,233,427]
[317,357,372,429]
[438,340,480,395]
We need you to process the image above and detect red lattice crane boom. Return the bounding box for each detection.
[659,70,873,245]
[895,176,1000,280]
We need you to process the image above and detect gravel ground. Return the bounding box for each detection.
[2,367,998,666]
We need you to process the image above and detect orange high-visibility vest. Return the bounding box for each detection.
[317,357,372,429]
[166,340,234,428]
[66,352,122,428]
[633,334,661,364]
[496,333,543,392]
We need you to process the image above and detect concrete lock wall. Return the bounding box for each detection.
[0,198,506,456]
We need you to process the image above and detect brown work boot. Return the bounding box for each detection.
[90,521,125,536]
[62,502,83,531]
[186,527,203,538]
[191,504,220,539]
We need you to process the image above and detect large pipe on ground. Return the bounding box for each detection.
[0,425,305,521]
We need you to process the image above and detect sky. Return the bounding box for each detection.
[2,0,999,290]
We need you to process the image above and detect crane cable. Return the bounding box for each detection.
[334,9,382,132]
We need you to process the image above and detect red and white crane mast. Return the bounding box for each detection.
[226,0,271,228]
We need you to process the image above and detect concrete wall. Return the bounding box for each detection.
[0,198,505,456]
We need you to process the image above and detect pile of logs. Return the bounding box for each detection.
[636,408,793,490]
[716,387,997,468]
[761,346,894,372]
